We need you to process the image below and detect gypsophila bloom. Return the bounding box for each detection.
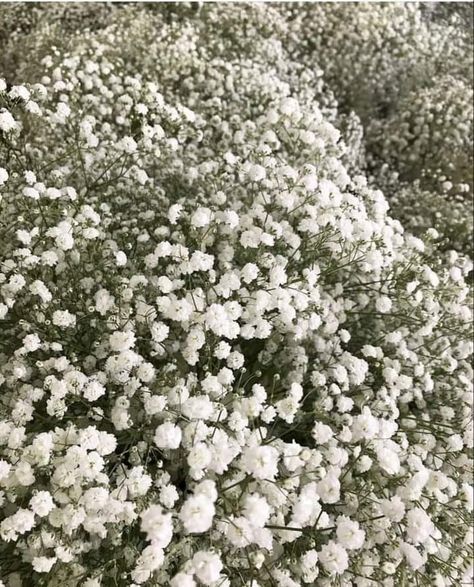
[154,422,182,450]
[179,494,216,534]
[191,551,223,585]
[0,168,8,186]
[319,541,349,575]
[52,310,76,328]
[29,491,55,517]
[0,109,17,133]
[0,3,472,585]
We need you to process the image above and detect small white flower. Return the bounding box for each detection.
[0,168,8,186]
[319,541,348,575]
[115,251,127,266]
[400,542,426,571]
[247,164,266,182]
[30,491,55,517]
[191,551,223,585]
[406,508,435,545]
[335,516,365,550]
[140,505,173,548]
[376,295,392,313]
[241,445,279,480]
[32,556,57,573]
[0,109,17,133]
[22,333,41,353]
[191,207,213,228]
[179,494,215,533]
[22,186,40,200]
[109,330,136,352]
[154,422,182,450]
[52,310,76,328]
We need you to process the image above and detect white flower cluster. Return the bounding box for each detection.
[368,75,473,254]
[291,2,473,254]
[0,4,472,587]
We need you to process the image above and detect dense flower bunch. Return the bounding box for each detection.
[288,3,472,117]
[2,2,471,254]
[366,75,473,254]
[369,76,473,187]
[0,3,473,587]
[284,2,473,256]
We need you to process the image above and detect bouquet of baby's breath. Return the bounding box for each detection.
[0,4,472,587]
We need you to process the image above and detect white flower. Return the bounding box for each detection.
[22,333,41,353]
[32,556,56,573]
[240,263,259,283]
[160,484,179,508]
[204,303,240,339]
[0,109,17,133]
[0,460,11,480]
[151,322,169,343]
[157,276,173,294]
[179,494,215,533]
[188,442,212,478]
[376,444,400,475]
[154,422,182,450]
[132,544,164,584]
[140,505,173,548]
[9,85,30,102]
[30,491,54,517]
[191,551,223,585]
[119,136,137,153]
[214,341,231,359]
[22,186,40,200]
[380,496,406,522]
[118,466,152,498]
[400,542,426,571]
[109,330,136,352]
[83,379,106,402]
[29,280,52,304]
[41,250,59,266]
[0,168,8,186]
[247,164,266,182]
[24,170,36,184]
[1,508,35,540]
[335,516,365,550]
[137,362,155,383]
[319,541,349,575]
[406,508,435,545]
[143,394,167,416]
[94,288,115,315]
[301,549,319,581]
[191,207,213,228]
[351,407,379,442]
[279,97,299,116]
[115,251,127,266]
[317,472,340,504]
[47,221,74,250]
[162,297,193,322]
[243,493,271,528]
[376,295,392,313]
[241,445,279,480]
[168,204,183,224]
[312,422,334,445]
[52,310,76,328]
[182,396,214,421]
[195,480,218,502]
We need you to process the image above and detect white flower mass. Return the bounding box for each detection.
[0,2,472,586]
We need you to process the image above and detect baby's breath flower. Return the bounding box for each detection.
[0,4,471,585]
